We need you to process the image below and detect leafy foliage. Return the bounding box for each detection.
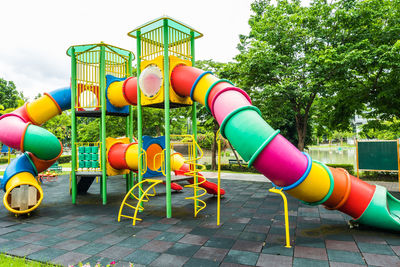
[228,0,400,150]
[0,78,25,110]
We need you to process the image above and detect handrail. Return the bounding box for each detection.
[269,187,291,248]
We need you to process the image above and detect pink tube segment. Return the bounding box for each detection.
[211,88,252,125]
[0,115,28,150]
[253,134,308,187]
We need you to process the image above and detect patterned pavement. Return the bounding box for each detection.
[0,173,399,266]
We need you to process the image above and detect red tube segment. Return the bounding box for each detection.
[123,77,138,105]
[170,65,204,97]
[338,175,376,218]
[108,142,136,170]
[11,103,31,123]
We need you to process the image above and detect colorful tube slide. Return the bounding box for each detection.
[107,79,225,196]
[0,87,71,214]
[168,64,400,232]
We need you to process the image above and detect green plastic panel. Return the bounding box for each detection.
[358,141,399,171]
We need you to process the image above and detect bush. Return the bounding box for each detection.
[205,163,259,173]
[360,171,398,182]
[325,164,354,175]
[0,157,9,164]
[58,155,71,164]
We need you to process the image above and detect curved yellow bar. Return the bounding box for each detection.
[26,94,60,125]
[108,81,129,108]
[193,73,219,105]
[171,152,185,171]
[3,172,44,214]
[125,143,139,170]
[287,162,331,203]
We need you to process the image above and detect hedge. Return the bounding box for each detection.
[0,158,8,164]
[58,155,72,164]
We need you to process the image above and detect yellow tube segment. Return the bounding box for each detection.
[3,172,44,214]
[287,161,331,203]
[171,152,186,171]
[107,81,129,108]
[193,73,219,105]
[26,94,60,125]
[126,143,139,170]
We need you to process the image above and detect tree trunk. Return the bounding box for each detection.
[295,114,307,151]
[211,122,218,170]
[229,141,243,168]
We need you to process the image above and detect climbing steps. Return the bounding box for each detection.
[172,135,208,217]
[118,179,163,225]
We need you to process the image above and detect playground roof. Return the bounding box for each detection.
[66,43,134,59]
[127,16,203,39]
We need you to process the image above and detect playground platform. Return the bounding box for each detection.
[0,173,399,267]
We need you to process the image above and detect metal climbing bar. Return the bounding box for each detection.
[118,179,163,225]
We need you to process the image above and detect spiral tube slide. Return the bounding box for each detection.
[0,87,71,214]
[169,65,400,232]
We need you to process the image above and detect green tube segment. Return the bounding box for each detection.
[220,106,276,162]
[354,185,400,231]
[23,124,62,160]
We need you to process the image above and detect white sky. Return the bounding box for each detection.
[0,0,309,100]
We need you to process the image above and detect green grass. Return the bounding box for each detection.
[0,254,57,267]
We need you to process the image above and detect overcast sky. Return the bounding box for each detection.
[0,0,308,100]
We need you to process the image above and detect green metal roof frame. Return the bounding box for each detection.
[66,42,135,60]
[127,16,203,39]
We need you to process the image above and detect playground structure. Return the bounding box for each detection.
[0,16,399,231]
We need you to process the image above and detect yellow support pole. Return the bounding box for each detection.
[269,187,291,248]
[217,130,221,225]
[7,146,11,165]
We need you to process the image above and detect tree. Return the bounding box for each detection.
[0,78,21,109]
[43,112,71,146]
[231,0,340,150]
[327,0,400,123]
[230,0,400,150]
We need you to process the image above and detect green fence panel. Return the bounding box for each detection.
[358,141,399,171]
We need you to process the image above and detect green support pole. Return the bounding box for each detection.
[128,53,134,186]
[136,31,143,198]
[70,47,77,204]
[190,31,198,215]
[100,45,107,205]
[163,19,172,218]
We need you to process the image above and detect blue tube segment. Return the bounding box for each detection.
[49,87,71,111]
[105,75,129,114]
[1,153,38,191]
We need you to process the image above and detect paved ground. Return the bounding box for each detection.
[0,173,399,267]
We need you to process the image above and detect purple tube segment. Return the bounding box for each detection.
[211,87,252,125]
[253,134,308,187]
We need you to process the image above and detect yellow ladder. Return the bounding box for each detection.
[118,179,162,225]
